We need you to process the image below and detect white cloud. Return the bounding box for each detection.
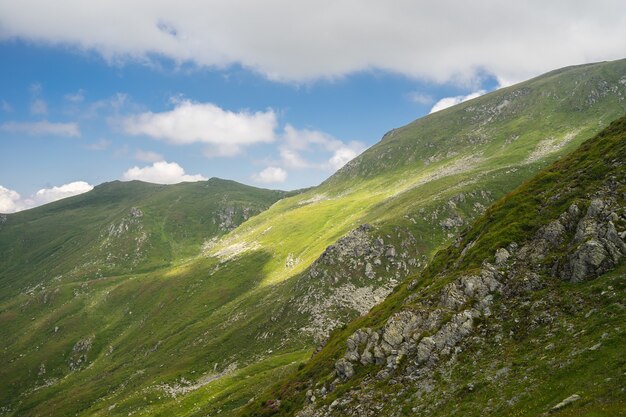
[32,181,94,205]
[122,100,277,152]
[134,149,164,162]
[280,125,366,171]
[279,148,311,169]
[0,120,81,137]
[327,146,362,171]
[429,90,486,114]
[0,181,93,213]
[251,166,287,184]
[283,125,340,151]
[122,161,207,184]
[0,186,22,213]
[30,98,48,115]
[0,1,624,84]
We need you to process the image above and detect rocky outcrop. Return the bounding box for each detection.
[298,186,625,416]
[293,225,425,343]
[334,266,502,381]
[561,199,626,282]
[215,205,255,232]
[68,336,94,371]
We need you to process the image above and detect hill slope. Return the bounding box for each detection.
[0,178,287,298]
[245,115,626,417]
[0,59,625,417]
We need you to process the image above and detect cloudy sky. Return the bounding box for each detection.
[1,0,625,212]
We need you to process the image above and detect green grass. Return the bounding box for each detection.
[1,59,625,416]
[242,114,626,416]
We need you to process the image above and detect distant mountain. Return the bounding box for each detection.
[0,178,287,298]
[246,111,626,417]
[0,59,624,417]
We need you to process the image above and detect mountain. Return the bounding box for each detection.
[245,113,626,417]
[0,179,288,299]
[0,59,625,417]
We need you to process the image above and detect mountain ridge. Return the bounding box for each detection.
[0,59,625,417]
[245,113,626,417]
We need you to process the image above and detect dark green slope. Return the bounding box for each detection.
[0,178,287,299]
[246,115,626,416]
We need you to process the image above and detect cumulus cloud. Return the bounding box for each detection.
[0,186,22,213]
[251,166,287,184]
[122,100,277,152]
[134,149,164,162]
[0,181,93,213]
[429,90,486,114]
[122,161,207,184]
[0,120,80,137]
[32,181,94,205]
[327,147,362,171]
[280,125,366,171]
[279,148,311,169]
[0,1,624,84]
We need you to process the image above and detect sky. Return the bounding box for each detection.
[1,0,625,213]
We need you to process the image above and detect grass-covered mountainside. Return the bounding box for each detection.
[245,111,626,417]
[0,59,625,417]
[0,179,288,299]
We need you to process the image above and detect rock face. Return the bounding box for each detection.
[561,199,626,282]
[216,205,255,232]
[295,178,625,417]
[334,265,502,382]
[292,224,426,343]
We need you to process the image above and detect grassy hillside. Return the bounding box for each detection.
[0,179,287,298]
[244,115,626,417]
[0,59,625,417]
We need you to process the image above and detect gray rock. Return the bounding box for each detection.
[541,220,566,246]
[567,239,608,282]
[416,336,436,363]
[360,348,374,365]
[335,358,355,380]
[550,394,581,412]
[495,248,511,266]
[587,199,605,217]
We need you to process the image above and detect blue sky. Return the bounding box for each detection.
[1,0,625,212]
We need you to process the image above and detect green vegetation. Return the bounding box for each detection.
[243,115,626,417]
[0,59,625,416]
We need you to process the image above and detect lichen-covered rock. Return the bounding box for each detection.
[560,198,625,282]
[334,264,502,381]
[294,224,423,342]
[335,358,355,380]
[495,248,510,265]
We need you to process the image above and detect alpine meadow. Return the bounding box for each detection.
[1,3,625,417]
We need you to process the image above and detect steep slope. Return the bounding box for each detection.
[0,59,625,417]
[245,115,626,417]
